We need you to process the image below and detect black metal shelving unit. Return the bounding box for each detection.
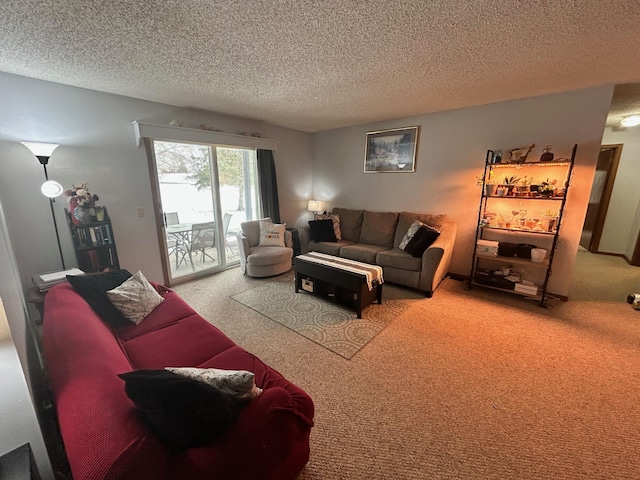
[467,144,577,306]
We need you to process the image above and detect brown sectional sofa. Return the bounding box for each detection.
[298,207,457,297]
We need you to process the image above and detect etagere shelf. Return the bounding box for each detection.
[467,144,577,306]
[65,207,120,273]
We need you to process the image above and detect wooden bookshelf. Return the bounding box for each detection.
[65,207,119,273]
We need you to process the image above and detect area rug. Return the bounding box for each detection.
[231,276,409,359]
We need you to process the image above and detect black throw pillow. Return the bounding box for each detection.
[119,370,242,451]
[403,225,440,258]
[66,270,132,326]
[309,219,337,242]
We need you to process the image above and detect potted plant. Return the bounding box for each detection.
[517,175,534,195]
[537,178,557,196]
[503,175,521,195]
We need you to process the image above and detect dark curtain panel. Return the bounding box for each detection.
[257,149,281,223]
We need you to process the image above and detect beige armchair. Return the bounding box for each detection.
[236,217,293,277]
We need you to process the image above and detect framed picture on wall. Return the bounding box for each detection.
[364,126,419,173]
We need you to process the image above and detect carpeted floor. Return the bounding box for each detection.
[231,273,412,359]
[173,251,640,480]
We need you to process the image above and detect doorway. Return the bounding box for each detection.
[580,144,622,253]
[151,140,261,284]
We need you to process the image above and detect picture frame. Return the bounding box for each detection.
[364,126,419,173]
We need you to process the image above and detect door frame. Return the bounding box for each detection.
[587,144,623,253]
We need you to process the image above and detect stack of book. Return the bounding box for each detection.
[32,268,84,292]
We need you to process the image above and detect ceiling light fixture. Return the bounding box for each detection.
[21,141,66,270]
[620,115,640,127]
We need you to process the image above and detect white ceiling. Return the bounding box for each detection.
[1,0,640,132]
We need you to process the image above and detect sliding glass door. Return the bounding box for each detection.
[152,140,260,283]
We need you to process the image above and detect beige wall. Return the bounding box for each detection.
[312,86,614,297]
[600,126,640,258]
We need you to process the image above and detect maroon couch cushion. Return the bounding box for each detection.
[120,315,237,369]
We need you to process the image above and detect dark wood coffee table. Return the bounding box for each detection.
[294,254,383,318]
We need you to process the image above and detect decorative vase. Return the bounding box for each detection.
[540,145,554,162]
[95,206,105,222]
[484,184,498,196]
[72,206,89,224]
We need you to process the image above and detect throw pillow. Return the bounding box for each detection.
[399,220,425,250]
[258,221,286,247]
[313,212,342,240]
[308,219,337,242]
[66,269,133,326]
[106,270,163,325]
[403,225,441,258]
[119,369,242,451]
[166,367,262,401]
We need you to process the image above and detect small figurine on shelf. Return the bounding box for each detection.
[509,144,535,163]
[540,145,554,162]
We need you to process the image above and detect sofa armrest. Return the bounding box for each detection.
[420,221,457,294]
[297,226,310,254]
[236,233,250,274]
[205,386,313,480]
[284,229,293,248]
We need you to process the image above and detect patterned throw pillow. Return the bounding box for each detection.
[166,367,262,401]
[314,213,342,240]
[399,220,425,250]
[258,221,286,247]
[118,369,242,451]
[106,270,163,324]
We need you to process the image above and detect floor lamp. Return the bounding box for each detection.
[21,141,66,270]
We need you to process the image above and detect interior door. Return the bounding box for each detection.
[580,145,621,251]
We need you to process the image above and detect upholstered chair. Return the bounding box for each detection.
[237,217,293,277]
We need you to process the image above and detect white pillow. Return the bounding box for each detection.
[166,367,262,400]
[258,221,286,247]
[106,270,163,325]
[399,220,425,250]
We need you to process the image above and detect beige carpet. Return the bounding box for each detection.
[231,273,410,359]
[173,252,640,480]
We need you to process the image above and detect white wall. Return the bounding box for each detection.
[312,86,614,297]
[0,202,53,479]
[600,126,640,258]
[0,71,313,288]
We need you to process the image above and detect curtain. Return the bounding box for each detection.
[257,149,281,223]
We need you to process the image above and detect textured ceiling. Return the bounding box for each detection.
[1,0,640,132]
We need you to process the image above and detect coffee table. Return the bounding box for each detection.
[294,252,383,318]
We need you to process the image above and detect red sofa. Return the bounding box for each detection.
[42,282,314,480]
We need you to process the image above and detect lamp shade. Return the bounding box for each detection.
[308,200,322,212]
[41,180,64,198]
[20,142,60,157]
